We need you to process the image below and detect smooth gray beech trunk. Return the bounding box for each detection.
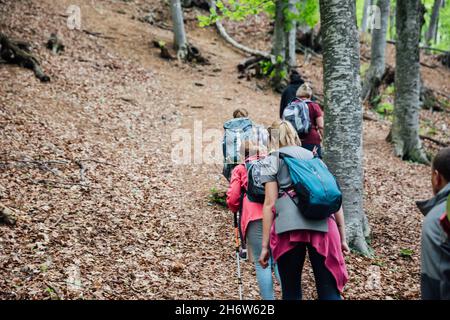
[361,0,390,101]
[361,0,371,32]
[319,0,370,255]
[170,0,188,59]
[271,0,288,91]
[425,0,442,45]
[286,0,298,69]
[391,0,429,164]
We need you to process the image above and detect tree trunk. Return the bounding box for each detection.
[361,0,371,32]
[170,0,188,59]
[319,0,371,255]
[391,0,429,163]
[361,0,390,102]
[425,0,442,46]
[286,0,298,70]
[271,0,288,92]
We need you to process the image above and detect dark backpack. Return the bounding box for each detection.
[245,160,265,204]
[282,98,312,137]
[279,153,342,220]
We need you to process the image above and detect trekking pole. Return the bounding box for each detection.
[233,211,243,300]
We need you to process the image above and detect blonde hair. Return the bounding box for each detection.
[268,120,301,149]
[233,108,249,118]
[297,83,313,99]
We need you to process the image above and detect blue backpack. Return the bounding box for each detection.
[279,153,342,220]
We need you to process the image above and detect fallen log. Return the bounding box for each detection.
[0,32,50,82]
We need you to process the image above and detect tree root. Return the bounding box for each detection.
[0,32,50,82]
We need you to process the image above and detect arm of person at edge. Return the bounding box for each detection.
[316,116,324,142]
[226,165,244,214]
[335,206,350,255]
[259,181,278,269]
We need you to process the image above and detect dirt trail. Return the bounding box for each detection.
[0,0,445,300]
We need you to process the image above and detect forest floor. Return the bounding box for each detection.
[0,0,449,300]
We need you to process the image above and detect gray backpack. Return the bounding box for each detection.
[222,118,253,181]
[282,98,312,137]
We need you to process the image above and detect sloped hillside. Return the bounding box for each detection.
[0,0,449,299]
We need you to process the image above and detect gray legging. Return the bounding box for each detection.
[246,220,279,300]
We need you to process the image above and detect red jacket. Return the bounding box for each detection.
[226,156,264,239]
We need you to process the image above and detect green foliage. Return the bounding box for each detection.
[198,0,275,26]
[260,59,274,76]
[259,57,287,80]
[371,94,382,106]
[360,62,370,78]
[376,101,394,116]
[209,187,227,207]
[198,0,319,29]
[294,0,320,28]
[437,2,450,50]
[400,248,414,258]
[385,84,395,95]
[355,0,365,29]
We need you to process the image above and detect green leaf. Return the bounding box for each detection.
[400,248,414,258]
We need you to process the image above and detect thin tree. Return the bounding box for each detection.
[389,0,396,40]
[271,0,288,92]
[170,0,189,59]
[319,0,370,254]
[425,0,442,46]
[361,0,390,102]
[361,0,371,32]
[286,0,298,70]
[391,0,429,163]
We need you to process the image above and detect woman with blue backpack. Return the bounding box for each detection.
[226,138,279,300]
[258,119,349,300]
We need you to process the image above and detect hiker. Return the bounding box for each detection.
[281,83,324,158]
[280,70,305,117]
[233,108,249,119]
[258,120,349,300]
[222,108,268,182]
[222,108,252,182]
[416,147,450,300]
[226,138,278,300]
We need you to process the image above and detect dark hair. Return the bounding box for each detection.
[289,70,304,85]
[233,108,248,118]
[433,147,450,182]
